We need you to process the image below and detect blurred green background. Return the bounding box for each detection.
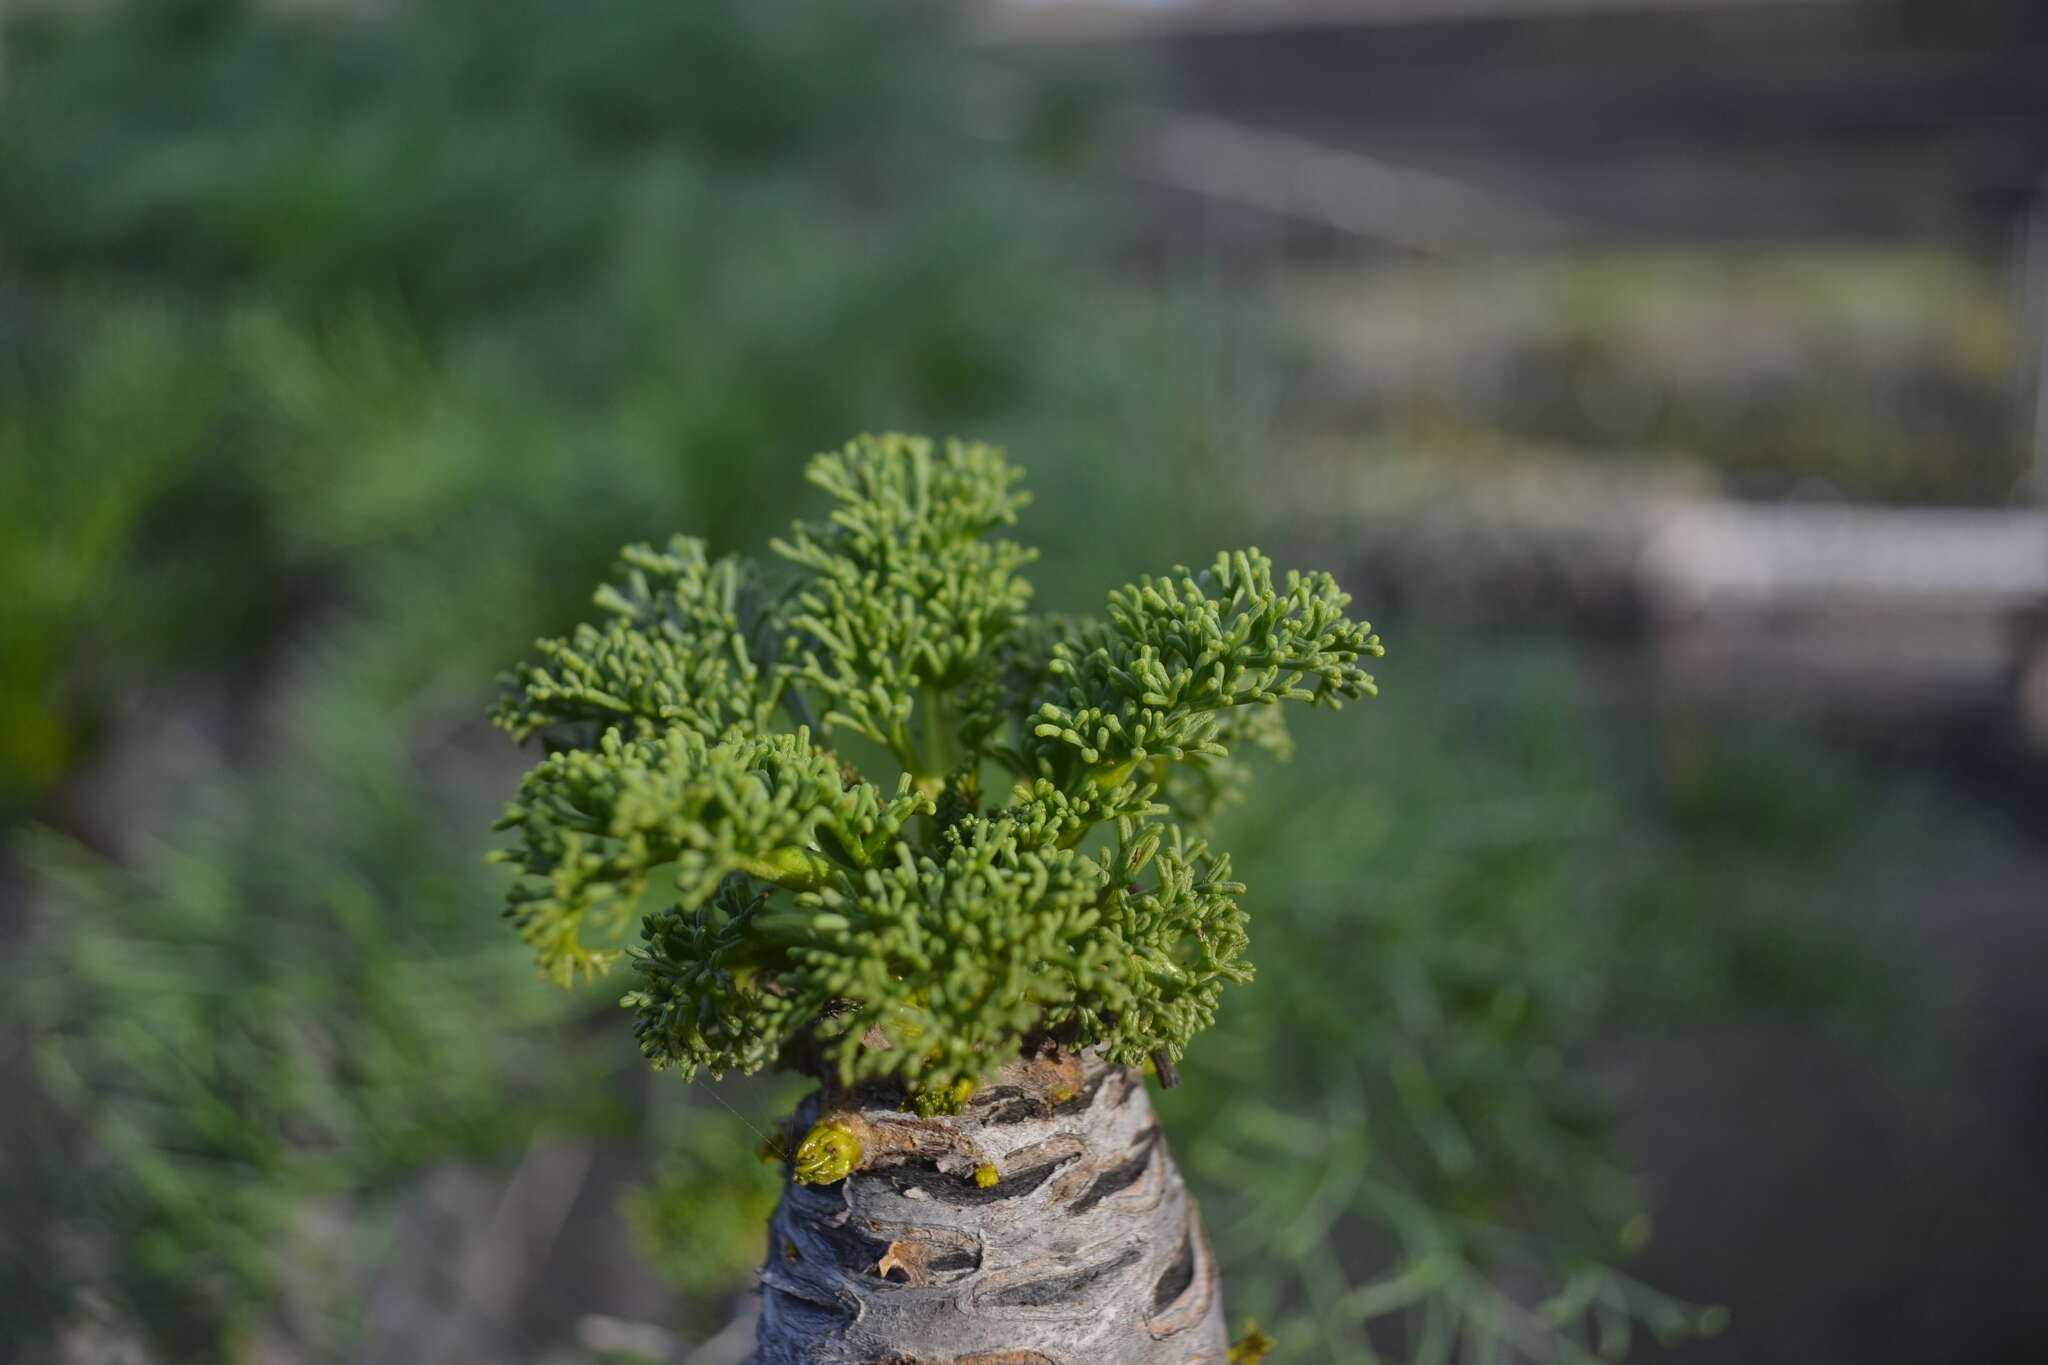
[4,2,2046,1363]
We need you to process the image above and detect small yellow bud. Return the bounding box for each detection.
[973,1163,1000,1189]
[913,1076,978,1117]
[1228,1320,1275,1364]
[793,1122,862,1186]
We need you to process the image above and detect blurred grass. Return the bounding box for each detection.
[0,0,1216,817]
[1162,640,1942,1363]
[1282,247,2026,505]
[0,1,2017,1361]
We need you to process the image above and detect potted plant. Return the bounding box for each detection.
[490,434,1381,1362]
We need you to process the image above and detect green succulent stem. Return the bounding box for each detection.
[920,685,951,779]
[737,845,841,892]
[1090,757,1141,794]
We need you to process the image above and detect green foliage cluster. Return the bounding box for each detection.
[3,676,606,1353]
[492,435,1382,1093]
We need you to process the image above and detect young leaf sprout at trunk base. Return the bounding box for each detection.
[489,434,1382,1363]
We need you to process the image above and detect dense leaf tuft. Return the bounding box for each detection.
[492,435,1380,1087]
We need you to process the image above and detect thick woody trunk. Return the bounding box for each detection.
[749,1051,1229,1365]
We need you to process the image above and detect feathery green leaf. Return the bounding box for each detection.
[492,435,1380,1086]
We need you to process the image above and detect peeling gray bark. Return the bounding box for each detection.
[749,1052,1229,1365]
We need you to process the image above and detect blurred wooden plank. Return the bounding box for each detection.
[1130,112,1564,252]
[1643,501,2048,726]
[1645,503,2048,611]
